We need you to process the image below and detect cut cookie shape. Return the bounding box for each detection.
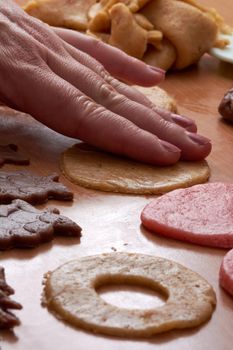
[0,266,22,329]
[0,144,29,167]
[43,252,216,337]
[141,183,233,248]
[0,199,81,250]
[61,143,210,195]
[0,170,73,204]
[219,249,233,297]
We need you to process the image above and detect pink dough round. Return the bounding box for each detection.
[141,183,233,248]
[219,249,233,297]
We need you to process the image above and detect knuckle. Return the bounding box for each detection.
[97,83,116,104]
[98,66,109,80]
[78,95,97,114]
[74,95,100,129]
[95,81,129,110]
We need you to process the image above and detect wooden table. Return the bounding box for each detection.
[1,1,233,349]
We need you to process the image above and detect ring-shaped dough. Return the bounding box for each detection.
[44,253,216,337]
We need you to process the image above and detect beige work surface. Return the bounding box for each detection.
[1,1,233,349]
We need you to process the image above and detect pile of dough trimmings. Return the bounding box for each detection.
[23,0,231,70]
[43,252,216,337]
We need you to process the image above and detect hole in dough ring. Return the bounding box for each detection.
[43,252,216,337]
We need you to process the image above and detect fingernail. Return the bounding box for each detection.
[186,131,211,145]
[160,140,180,153]
[148,65,166,75]
[171,114,196,130]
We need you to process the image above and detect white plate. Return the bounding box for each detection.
[209,33,233,63]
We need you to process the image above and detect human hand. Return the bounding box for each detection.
[0,0,211,165]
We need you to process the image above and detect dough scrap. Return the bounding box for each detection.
[108,3,148,59]
[43,252,216,337]
[24,0,97,31]
[60,143,210,194]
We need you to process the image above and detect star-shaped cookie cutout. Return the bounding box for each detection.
[0,199,82,250]
[0,171,73,204]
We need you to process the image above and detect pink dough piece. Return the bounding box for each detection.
[141,183,233,248]
[219,249,233,297]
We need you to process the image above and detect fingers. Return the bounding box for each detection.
[101,93,210,161]
[11,66,180,165]
[57,37,197,133]
[53,27,165,86]
[47,51,210,161]
[151,106,197,132]
[102,78,197,132]
[55,39,197,133]
[102,96,210,161]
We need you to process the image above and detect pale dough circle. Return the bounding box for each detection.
[43,252,216,338]
[60,143,210,194]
